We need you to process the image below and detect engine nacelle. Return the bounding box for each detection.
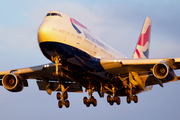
[2,73,24,92]
[152,62,175,81]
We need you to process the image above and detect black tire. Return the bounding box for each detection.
[93,99,97,107]
[125,87,129,95]
[126,96,131,104]
[110,101,114,106]
[90,97,95,103]
[65,100,70,108]
[114,96,118,102]
[57,92,61,100]
[58,101,63,108]
[107,95,111,103]
[86,102,90,107]
[132,87,136,94]
[63,92,68,100]
[133,95,138,103]
[116,97,121,105]
[83,97,87,104]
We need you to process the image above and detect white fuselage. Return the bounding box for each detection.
[38,11,126,61]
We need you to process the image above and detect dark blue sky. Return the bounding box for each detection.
[0,0,180,120]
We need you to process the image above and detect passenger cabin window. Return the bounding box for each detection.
[46,13,62,17]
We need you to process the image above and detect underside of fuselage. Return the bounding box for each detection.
[39,41,138,97]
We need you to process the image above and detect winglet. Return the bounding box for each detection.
[132,17,152,58]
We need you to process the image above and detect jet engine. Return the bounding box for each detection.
[2,73,24,92]
[152,62,175,81]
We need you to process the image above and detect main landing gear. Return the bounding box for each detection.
[105,86,121,106]
[120,74,139,104]
[125,86,138,104]
[52,55,70,108]
[83,81,97,107]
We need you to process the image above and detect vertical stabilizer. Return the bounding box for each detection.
[132,17,152,58]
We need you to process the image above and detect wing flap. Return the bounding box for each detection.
[36,81,83,93]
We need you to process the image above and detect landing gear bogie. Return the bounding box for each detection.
[126,94,138,104]
[83,96,97,107]
[107,95,121,106]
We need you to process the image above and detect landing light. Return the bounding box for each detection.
[44,64,50,68]
[113,60,121,62]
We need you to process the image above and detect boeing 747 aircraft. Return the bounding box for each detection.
[0,11,180,108]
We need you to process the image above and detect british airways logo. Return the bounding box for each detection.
[70,18,87,34]
[134,25,151,58]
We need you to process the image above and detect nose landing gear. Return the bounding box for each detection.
[52,55,70,108]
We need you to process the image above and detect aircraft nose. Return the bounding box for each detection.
[38,21,53,43]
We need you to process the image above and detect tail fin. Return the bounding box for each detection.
[132,17,152,58]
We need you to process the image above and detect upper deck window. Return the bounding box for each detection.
[46,13,62,17]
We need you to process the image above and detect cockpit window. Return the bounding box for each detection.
[46,13,62,17]
[46,13,51,16]
[51,13,57,16]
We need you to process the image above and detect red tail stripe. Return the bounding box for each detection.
[138,25,151,46]
[136,49,141,58]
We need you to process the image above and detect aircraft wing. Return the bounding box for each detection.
[101,57,180,88]
[0,63,83,93]
[100,57,180,75]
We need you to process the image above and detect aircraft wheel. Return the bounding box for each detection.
[125,87,129,95]
[58,101,63,108]
[86,102,90,107]
[63,91,68,100]
[93,99,97,107]
[133,95,138,103]
[107,95,111,103]
[109,101,114,106]
[114,96,118,102]
[90,97,95,103]
[57,92,61,100]
[65,100,70,108]
[132,87,136,94]
[116,97,121,105]
[126,95,131,104]
[83,97,87,104]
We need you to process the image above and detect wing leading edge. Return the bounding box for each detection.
[101,58,180,75]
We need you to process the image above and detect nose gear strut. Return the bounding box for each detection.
[52,55,70,108]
